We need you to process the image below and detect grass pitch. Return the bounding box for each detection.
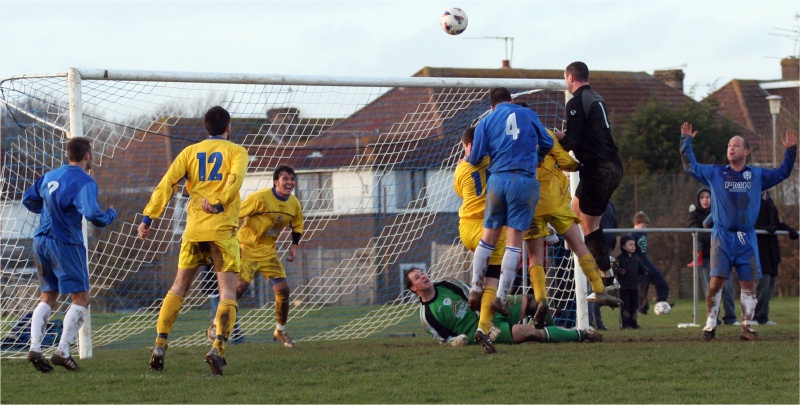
[1,297,798,404]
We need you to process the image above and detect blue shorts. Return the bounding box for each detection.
[710,228,760,281]
[484,173,539,231]
[33,235,90,294]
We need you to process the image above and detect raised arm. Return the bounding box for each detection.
[679,122,711,185]
[762,129,798,190]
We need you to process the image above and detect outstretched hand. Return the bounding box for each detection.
[681,122,698,138]
[781,129,798,149]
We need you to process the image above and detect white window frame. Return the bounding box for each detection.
[397,170,427,209]
[296,171,333,212]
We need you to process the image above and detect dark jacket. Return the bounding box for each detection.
[687,187,712,263]
[615,251,645,290]
[600,202,618,252]
[755,192,798,276]
[559,85,621,167]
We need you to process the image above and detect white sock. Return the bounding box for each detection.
[276,323,285,331]
[471,240,494,292]
[30,302,52,353]
[704,290,722,331]
[740,288,757,328]
[57,304,88,358]
[496,247,521,300]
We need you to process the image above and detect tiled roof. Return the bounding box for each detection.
[416,66,696,129]
[109,66,700,173]
[705,78,799,165]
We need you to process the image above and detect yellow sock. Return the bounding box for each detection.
[528,264,547,302]
[155,291,184,346]
[213,299,238,356]
[578,254,605,293]
[275,286,290,326]
[478,286,497,333]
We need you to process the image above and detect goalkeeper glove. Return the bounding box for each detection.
[445,334,468,347]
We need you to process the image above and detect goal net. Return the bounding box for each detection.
[0,69,580,358]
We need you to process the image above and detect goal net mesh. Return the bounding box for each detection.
[0,72,575,357]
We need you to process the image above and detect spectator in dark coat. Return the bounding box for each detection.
[687,187,737,325]
[753,191,798,325]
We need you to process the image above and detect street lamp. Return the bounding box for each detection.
[766,95,782,167]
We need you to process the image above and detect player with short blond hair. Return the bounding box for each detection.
[138,106,249,375]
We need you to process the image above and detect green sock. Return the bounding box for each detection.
[543,326,580,342]
[546,314,555,327]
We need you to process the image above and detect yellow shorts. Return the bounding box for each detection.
[178,237,240,273]
[459,219,507,266]
[239,256,286,284]
[525,205,581,240]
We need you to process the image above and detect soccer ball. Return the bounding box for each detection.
[654,301,671,315]
[440,7,468,35]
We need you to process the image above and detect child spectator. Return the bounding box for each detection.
[615,235,645,329]
[687,187,738,325]
[632,211,671,314]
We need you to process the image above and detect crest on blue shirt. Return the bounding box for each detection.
[743,171,752,180]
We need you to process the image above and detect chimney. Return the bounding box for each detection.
[781,57,799,81]
[501,59,511,69]
[653,69,685,93]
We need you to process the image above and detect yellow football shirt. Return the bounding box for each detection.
[238,188,304,261]
[143,137,249,242]
[454,155,490,221]
[534,130,580,216]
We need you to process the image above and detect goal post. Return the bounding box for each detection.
[0,68,586,358]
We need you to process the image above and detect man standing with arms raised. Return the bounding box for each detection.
[680,122,797,341]
[466,87,552,353]
[555,61,624,295]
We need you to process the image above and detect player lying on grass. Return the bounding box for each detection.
[403,267,602,349]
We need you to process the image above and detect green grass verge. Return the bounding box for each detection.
[2,297,797,404]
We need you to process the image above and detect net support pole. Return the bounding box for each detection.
[562,89,589,330]
[68,68,93,359]
[679,231,701,328]
[569,170,589,331]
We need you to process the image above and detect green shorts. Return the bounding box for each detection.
[492,295,524,344]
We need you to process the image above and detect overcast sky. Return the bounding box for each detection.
[1,1,798,100]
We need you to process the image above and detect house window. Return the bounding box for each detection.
[172,194,188,235]
[296,172,333,211]
[397,170,427,209]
